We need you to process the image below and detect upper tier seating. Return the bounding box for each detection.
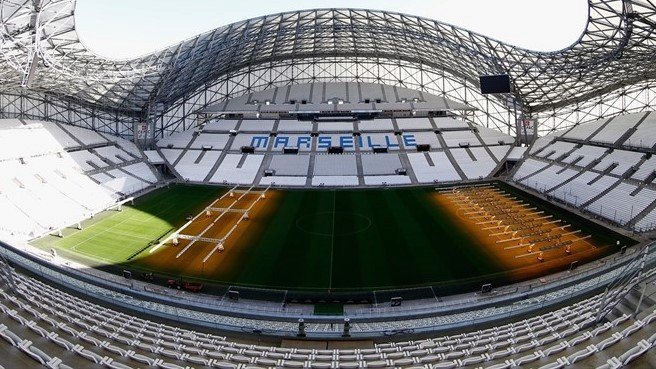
[535,141,577,160]
[156,129,195,149]
[593,149,644,176]
[433,117,470,129]
[209,82,473,114]
[0,118,22,129]
[564,118,608,141]
[103,135,144,159]
[59,124,108,146]
[562,145,607,166]
[203,119,239,132]
[277,120,311,132]
[513,111,656,232]
[396,117,433,130]
[190,133,229,150]
[288,83,314,103]
[506,146,528,161]
[626,112,656,148]
[317,122,354,132]
[529,134,560,155]
[94,146,131,165]
[489,145,513,161]
[0,124,67,160]
[441,130,479,147]
[476,126,514,145]
[160,149,184,164]
[359,119,394,131]
[238,119,276,132]
[589,112,648,145]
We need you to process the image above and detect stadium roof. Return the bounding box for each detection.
[1,0,655,115]
[202,82,474,115]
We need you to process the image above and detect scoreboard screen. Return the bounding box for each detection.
[479,74,511,94]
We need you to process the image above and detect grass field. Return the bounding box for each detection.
[32,183,635,294]
[32,185,225,265]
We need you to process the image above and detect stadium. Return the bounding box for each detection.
[0,0,655,368]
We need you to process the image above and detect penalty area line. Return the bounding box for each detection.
[149,186,239,254]
[148,220,193,254]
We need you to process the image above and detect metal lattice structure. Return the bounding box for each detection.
[1,0,655,141]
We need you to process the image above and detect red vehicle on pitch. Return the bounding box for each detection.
[166,279,203,292]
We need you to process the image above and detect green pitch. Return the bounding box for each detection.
[31,185,225,266]
[223,188,501,291]
[31,183,632,293]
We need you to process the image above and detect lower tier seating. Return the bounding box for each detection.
[0,120,159,241]
[156,117,514,188]
[0,258,653,369]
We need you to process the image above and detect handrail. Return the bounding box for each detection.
[0,238,653,338]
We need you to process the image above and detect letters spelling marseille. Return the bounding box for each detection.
[250,134,417,149]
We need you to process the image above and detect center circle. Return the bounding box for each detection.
[295,211,372,236]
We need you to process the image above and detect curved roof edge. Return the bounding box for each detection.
[0,0,654,115]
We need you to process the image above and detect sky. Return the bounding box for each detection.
[75,0,589,60]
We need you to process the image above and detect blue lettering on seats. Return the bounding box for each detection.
[274,136,289,148]
[340,136,354,148]
[403,134,417,148]
[250,136,269,148]
[317,136,332,149]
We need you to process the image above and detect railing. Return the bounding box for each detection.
[595,244,650,323]
[1,237,654,338]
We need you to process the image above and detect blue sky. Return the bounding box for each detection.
[75,0,588,59]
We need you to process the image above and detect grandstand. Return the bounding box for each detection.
[0,0,655,368]
[513,112,656,232]
[156,83,513,188]
[0,119,158,240]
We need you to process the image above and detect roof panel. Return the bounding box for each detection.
[0,0,654,115]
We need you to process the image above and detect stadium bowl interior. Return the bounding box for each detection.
[0,1,655,368]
